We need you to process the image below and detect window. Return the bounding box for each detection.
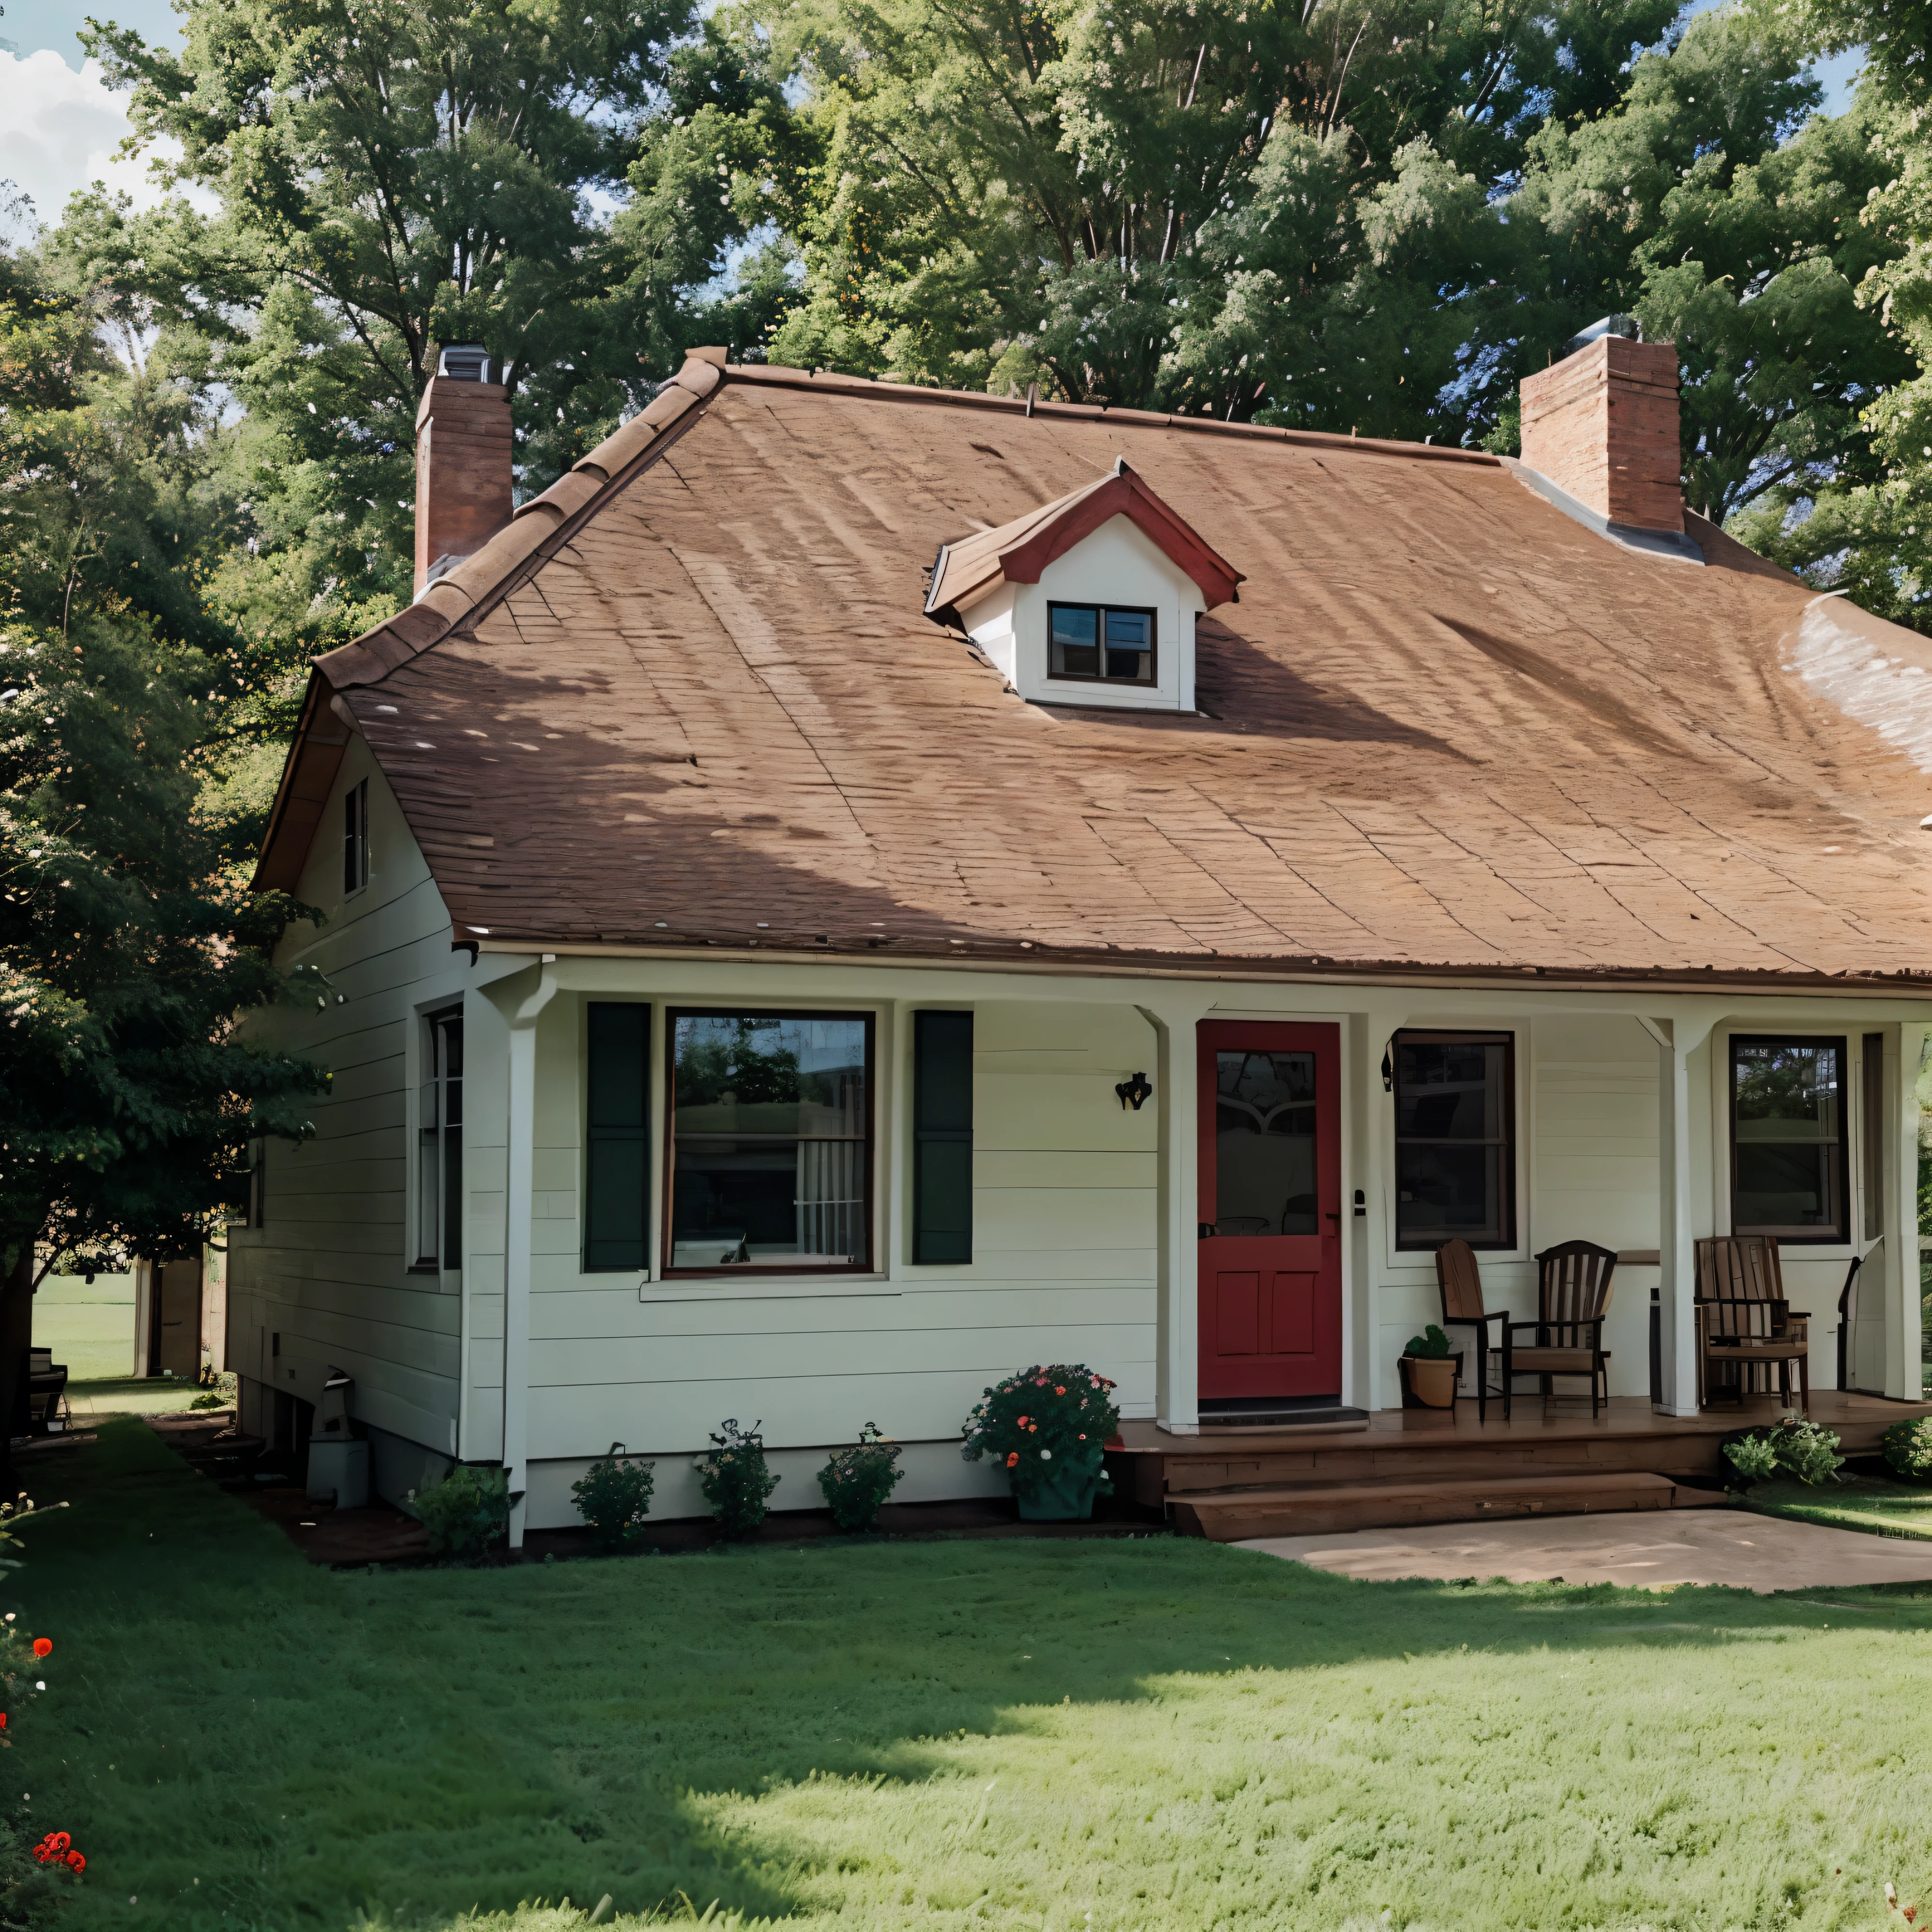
[913,1011,973,1263]
[1215,1049,1318,1235]
[249,1136,266,1229]
[666,1011,872,1272]
[415,1009,463,1270]
[1731,1035,1847,1243]
[1048,602,1156,686]
[1864,1032,1885,1242]
[585,1004,650,1271]
[1392,1031,1515,1250]
[344,779,369,895]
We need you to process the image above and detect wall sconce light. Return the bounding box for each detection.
[1381,1048,1394,1093]
[1116,1072,1153,1111]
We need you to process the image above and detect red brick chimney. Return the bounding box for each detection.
[1519,321,1683,535]
[414,345,513,591]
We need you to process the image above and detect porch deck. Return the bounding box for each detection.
[1115,1393,1932,1542]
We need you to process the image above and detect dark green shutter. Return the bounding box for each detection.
[585,1004,649,1270]
[913,1010,973,1264]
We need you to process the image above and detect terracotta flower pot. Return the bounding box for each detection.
[1400,1353,1459,1409]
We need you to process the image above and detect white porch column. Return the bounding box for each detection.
[493,959,557,1547]
[1888,1024,1927,1401]
[1643,1017,1700,1416]
[1139,1003,1196,1433]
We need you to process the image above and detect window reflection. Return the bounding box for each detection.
[1393,1033,1514,1249]
[1732,1036,1846,1241]
[1214,1051,1317,1235]
[668,1013,871,1270]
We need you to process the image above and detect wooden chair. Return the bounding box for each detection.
[1692,1235,1811,1411]
[1504,1242,1617,1417]
[1836,1253,1865,1393]
[1434,1239,1508,1422]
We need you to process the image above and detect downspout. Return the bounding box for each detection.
[500,957,558,1546]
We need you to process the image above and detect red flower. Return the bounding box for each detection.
[32,1833,71,1865]
[1055,1386,1066,1395]
[0,1713,9,1730]
[1005,1452,1018,1467]
[30,1639,49,1659]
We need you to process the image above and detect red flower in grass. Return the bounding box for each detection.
[0,1712,9,1729]
[30,1639,49,1659]
[31,1833,73,1866]
[63,1852,83,1873]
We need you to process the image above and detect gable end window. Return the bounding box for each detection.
[665,1011,872,1273]
[344,779,369,895]
[1392,1030,1516,1250]
[1048,603,1156,686]
[1731,1035,1847,1243]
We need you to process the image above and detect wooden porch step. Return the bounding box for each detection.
[1172,1469,1679,1542]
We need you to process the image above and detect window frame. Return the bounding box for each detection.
[343,778,369,897]
[1390,1028,1518,1253]
[411,1005,464,1274]
[1046,600,1159,689]
[661,1007,877,1279]
[1728,1032,1849,1246]
[1862,1031,1885,1244]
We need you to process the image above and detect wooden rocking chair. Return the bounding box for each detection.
[1434,1239,1508,1421]
[1693,1236,1810,1412]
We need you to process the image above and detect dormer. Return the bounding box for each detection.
[925,458,1243,713]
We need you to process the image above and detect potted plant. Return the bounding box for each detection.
[1399,1325,1461,1410]
[962,1364,1120,1520]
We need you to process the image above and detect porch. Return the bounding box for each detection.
[1116,1390,1932,1542]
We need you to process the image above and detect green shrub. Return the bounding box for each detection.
[1722,1418,1845,1489]
[408,1464,509,1555]
[696,1419,779,1538]
[1403,1324,1453,1359]
[961,1364,1120,1498]
[571,1443,655,1551]
[817,1423,904,1532]
[187,1391,226,1411]
[1883,1416,1932,1483]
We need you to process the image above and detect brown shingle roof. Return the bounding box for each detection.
[255,355,1932,988]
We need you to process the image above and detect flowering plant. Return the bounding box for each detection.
[696,1419,780,1538]
[961,1364,1119,1497]
[817,1423,903,1532]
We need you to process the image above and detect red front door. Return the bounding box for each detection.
[1197,1021,1342,1400]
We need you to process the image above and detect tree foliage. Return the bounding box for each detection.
[0,233,325,1283]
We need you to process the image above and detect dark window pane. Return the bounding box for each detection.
[1393,1033,1513,1248]
[1050,604,1099,678]
[670,1014,870,1269]
[1215,1050,1317,1234]
[1733,1036,1846,1239]
[1104,608,1153,682]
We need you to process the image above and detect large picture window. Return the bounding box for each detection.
[1048,603,1156,686]
[665,1012,872,1273]
[1731,1035,1847,1243]
[1392,1031,1515,1250]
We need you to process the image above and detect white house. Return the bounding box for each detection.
[230,329,1932,1542]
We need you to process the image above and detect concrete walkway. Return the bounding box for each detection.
[1239,1507,1932,1592]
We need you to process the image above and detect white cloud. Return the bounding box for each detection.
[0,48,188,226]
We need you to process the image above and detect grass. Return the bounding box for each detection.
[15,1421,1932,1931]
[63,1377,218,1420]
[1747,1472,1932,1541]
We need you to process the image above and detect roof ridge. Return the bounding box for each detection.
[314,352,726,694]
[719,359,1501,469]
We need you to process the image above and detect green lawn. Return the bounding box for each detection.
[32,1275,136,1383]
[16,1421,1932,1931]
[1747,1473,1932,1541]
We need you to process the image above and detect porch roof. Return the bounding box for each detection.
[256,354,1932,988]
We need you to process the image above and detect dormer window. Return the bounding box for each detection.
[925,456,1241,716]
[1049,603,1156,686]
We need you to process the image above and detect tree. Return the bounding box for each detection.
[752,0,1681,402]
[0,227,326,1466]
[77,0,796,665]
